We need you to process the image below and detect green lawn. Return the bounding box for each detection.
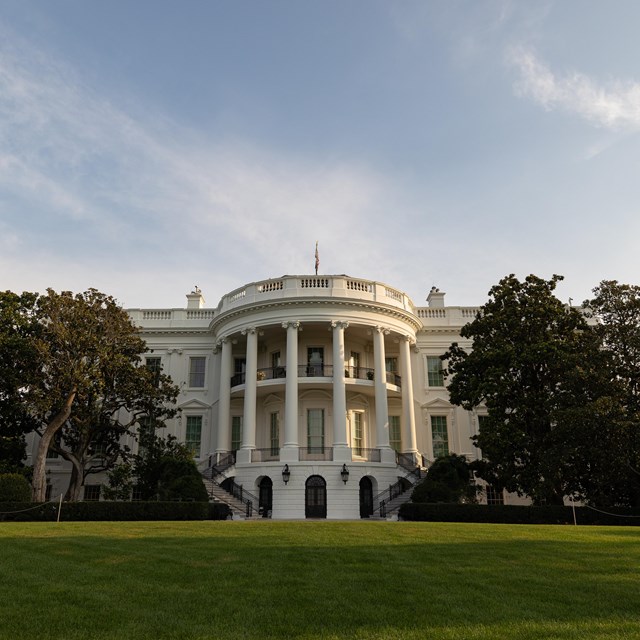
[1,521,639,640]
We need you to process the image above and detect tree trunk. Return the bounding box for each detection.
[31,388,77,502]
[64,462,84,502]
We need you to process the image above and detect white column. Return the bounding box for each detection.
[216,338,232,456]
[331,321,349,457]
[240,327,258,457]
[399,335,418,458]
[373,326,391,452]
[282,321,300,460]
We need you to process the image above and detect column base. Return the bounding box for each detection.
[236,448,253,464]
[333,445,352,463]
[280,446,300,463]
[380,447,397,464]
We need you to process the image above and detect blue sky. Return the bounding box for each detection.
[1,1,639,309]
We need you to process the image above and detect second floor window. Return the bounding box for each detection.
[189,357,206,387]
[427,356,444,387]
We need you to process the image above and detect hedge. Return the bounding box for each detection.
[0,501,231,522]
[398,502,640,526]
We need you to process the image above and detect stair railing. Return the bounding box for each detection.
[372,453,430,518]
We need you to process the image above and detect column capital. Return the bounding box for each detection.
[373,325,390,336]
[282,321,301,330]
[330,320,349,330]
[241,326,258,336]
[399,334,416,345]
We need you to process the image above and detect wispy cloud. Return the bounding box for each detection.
[0,26,408,305]
[509,47,640,131]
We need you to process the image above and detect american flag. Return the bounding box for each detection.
[315,241,319,275]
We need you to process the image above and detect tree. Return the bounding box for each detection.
[579,281,640,506]
[0,291,41,471]
[411,454,477,504]
[444,274,594,505]
[133,434,208,502]
[29,289,179,501]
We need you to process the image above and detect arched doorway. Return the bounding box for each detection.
[359,476,374,518]
[259,477,273,518]
[305,475,327,518]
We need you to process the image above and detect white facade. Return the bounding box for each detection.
[35,274,515,516]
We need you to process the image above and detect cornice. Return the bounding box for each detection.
[209,296,422,334]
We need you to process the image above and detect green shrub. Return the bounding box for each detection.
[411,454,477,504]
[398,502,640,526]
[0,501,224,522]
[0,473,32,502]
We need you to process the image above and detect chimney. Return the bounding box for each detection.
[427,286,445,308]
[186,286,205,309]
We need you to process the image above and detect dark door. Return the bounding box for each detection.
[259,477,273,517]
[305,475,327,518]
[359,476,373,518]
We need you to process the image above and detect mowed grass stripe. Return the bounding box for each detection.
[1,521,638,640]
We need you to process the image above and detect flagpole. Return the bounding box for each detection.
[315,241,319,276]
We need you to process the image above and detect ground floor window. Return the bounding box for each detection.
[352,412,363,456]
[431,415,449,458]
[307,409,325,452]
[389,415,401,452]
[270,412,279,455]
[83,485,101,501]
[486,485,504,505]
[232,416,243,451]
[185,416,203,457]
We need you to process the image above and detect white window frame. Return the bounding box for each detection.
[185,415,203,458]
[189,356,206,388]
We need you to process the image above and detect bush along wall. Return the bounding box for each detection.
[0,501,231,522]
[398,502,640,526]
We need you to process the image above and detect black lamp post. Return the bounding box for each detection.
[282,464,291,485]
[340,464,349,484]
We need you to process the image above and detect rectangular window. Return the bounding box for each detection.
[486,485,504,505]
[431,415,449,459]
[185,416,203,457]
[146,356,162,386]
[352,412,363,456]
[45,484,53,501]
[307,409,325,452]
[389,415,402,452]
[231,416,243,451]
[348,351,360,378]
[307,347,324,376]
[83,485,101,501]
[131,485,143,501]
[138,416,155,454]
[427,356,445,387]
[189,357,206,387]
[385,357,398,373]
[270,412,279,455]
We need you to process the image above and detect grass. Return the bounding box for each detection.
[1,521,639,639]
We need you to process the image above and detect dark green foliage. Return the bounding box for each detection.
[134,434,208,502]
[103,463,135,501]
[0,501,228,522]
[444,274,598,505]
[399,502,640,525]
[0,473,32,502]
[411,454,477,504]
[0,291,41,468]
[158,458,209,502]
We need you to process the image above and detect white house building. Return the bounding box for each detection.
[36,274,513,517]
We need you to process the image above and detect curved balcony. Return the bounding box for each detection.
[216,274,417,318]
[230,366,401,388]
